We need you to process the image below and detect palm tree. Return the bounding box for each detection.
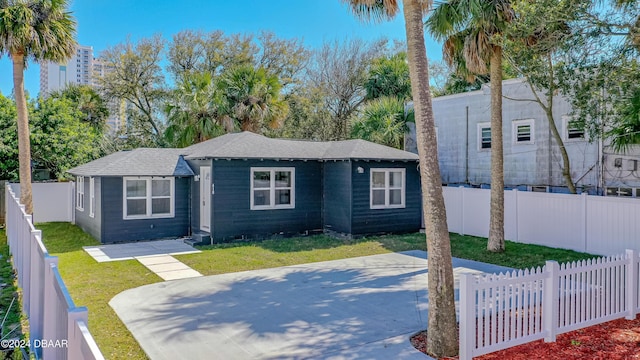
[350,96,414,149]
[217,65,288,133]
[165,72,230,147]
[343,0,458,357]
[426,0,515,253]
[365,52,412,101]
[0,0,76,214]
[50,84,109,130]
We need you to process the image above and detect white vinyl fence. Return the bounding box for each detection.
[5,185,104,360]
[443,187,640,256]
[9,182,74,223]
[459,250,640,359]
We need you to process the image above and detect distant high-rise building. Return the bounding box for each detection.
[40,45,124,132]
[40,45,93,95]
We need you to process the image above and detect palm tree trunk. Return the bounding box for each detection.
[403,0,458,357]
[487,47,505,253]
[12,52,34,215]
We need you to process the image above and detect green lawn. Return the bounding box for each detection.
[35,223,596,360]
[36,223,162,360]
[0,229,25,358]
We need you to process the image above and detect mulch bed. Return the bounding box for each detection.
[411,314,640,359]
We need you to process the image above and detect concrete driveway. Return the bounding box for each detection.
[110,250,511,360]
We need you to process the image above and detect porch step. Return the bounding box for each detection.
[187,232,211,246]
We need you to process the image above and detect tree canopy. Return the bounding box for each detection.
[0,0,77,213]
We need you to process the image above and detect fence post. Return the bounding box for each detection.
[626,249,638,320]
[581,193,588,253]
[67,307,88,360]
[513,188,519,242]
[71,181,76,225]
[29,235,45,354]
[41,256,59,360]
[460,186,465,236]
[544,260,559,342]
[459,273,475,360]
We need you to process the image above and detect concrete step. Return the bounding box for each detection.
[187,232,211,246]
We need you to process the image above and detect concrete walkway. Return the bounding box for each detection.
[137,255,202,281]
[110,250,512,360]
[84,240,202,281]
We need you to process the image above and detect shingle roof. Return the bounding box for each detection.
[67,132,418,177]
[184,132,419,161]
[67,148,194,177]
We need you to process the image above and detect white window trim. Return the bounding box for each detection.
[250,167,296,210]
[512,119,535,145]
[122,177,175,220]
[477,122,491,151]
[370,168,406,209]
[89,177,95,218]
[76,176,84,211]
[563,115,585,142]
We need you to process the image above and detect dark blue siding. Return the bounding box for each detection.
[100,177,191,243]
[350,161,421,235]
[74,177,102,242]
[322,161,352,234]
[211,159,323,241]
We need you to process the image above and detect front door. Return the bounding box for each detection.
[200,166,211,232]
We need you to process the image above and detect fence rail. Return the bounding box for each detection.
[459,250,640,359]
[5,185,103,360]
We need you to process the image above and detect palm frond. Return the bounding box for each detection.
[342,0,399,22]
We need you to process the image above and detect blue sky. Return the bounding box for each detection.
[0,0,442,97]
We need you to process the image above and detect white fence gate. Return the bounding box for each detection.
[443,187,640,256]
[459,250,640,359]
[5,185,103,359]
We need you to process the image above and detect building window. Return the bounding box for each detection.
[76,176,84,211]
[563,116,585,141]
[370,168,406,209]
[123,177,174,219]
[478,123,491,150]
[250,168,295,210]
[606,187,634,197]
[512,119,534,144]
[89,177,95,218]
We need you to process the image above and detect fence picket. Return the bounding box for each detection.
[4,185,104,360]
[459,251,640,360]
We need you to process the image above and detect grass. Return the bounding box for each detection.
[177,232,596,275]
[36,223,162,360]
[0,229,26,359]
[33,223,598,359]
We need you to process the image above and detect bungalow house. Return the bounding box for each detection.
[68,132,421,244]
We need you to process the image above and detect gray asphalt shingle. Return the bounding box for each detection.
[185,131,419,161]
[67,148,194,177]
[67,132,418,177]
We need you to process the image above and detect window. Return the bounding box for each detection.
[606,187,634,197]
[89,177,95,218]
[512,119,534,144]
[370,168,406,209]
[563,116,585,141]
[478,123,491,150]
[123,177,174,219]
[250,168,295,210]
[76,176,84,211]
